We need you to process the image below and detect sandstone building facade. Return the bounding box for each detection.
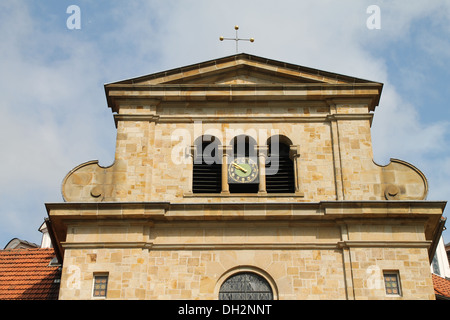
[46,54,446,300]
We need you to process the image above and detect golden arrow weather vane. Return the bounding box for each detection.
[220,25,254,53]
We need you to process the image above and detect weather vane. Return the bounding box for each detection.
[220,25,254,53]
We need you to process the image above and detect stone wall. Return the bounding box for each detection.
[57,216,435,300]
[61,102,427,204]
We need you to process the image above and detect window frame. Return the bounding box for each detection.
[215,267,279,300]
[383,271,402,297]
[92,273,109,299]
[219,271,274,300]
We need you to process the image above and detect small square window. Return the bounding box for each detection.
[93,274,109,298]
[384,272,401,296]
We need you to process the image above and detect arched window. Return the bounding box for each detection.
[219,272,273,300]
[231,134,257,158]
[192,135,221,193]
[266,136,295,193]
[229,135,258,194]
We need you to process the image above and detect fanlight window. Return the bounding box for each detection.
[219,272,273,300]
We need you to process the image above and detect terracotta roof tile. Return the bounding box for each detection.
[0,248,61,300]
[432,273,450,299]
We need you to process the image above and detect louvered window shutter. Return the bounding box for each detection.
[266,143,295,193]
[193,139,221,193]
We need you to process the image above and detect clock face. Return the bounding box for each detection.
[228,157,259,184]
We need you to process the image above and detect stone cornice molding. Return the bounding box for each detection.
[46,200,447,214]
[60,240,432,251]
[106,83,383,113]
[113,113,374,126]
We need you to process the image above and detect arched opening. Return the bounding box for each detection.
[192,135,221,193]
[229,135,258,194]
[219,272,273,300]
[230,134,257,158]
[266,136,295,193]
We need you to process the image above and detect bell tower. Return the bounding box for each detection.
[47,53,446,300]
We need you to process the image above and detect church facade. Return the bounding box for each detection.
[46,54,446,300]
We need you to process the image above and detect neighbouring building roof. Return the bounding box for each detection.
[0,248,61,300]
[3,238,39,250]
[432,273,450,300]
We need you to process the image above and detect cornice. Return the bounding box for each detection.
[46,200,446,219]
[60,240,432,251]
[112,113,375,126]
[106,83,383,113]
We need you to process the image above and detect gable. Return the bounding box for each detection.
[108,53,377,86]
[163,65,311,85]
[104,53,383,112]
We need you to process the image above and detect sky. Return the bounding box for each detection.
[0,0,449,248]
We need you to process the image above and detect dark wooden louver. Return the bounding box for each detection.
[266,143,295,193]
[193,137,222,194]
[193,158,221,193]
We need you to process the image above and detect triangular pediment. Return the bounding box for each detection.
[148,64,330,85]
[108,53,377,86]
[105,53,383,112]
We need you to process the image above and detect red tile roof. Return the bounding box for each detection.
[0,248,61,300]
[432,273,450,300]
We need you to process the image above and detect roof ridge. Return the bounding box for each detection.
[105,53,381,86]
[0,248,54,252]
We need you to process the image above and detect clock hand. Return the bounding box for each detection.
[232,163,248,173]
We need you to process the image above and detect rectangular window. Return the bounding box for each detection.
[384,271,401,296]
[93,274,109,298]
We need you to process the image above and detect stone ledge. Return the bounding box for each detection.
[337,240,431,249]
[46,200,447,217]
[183,192,305,198]
[60,240,432,250]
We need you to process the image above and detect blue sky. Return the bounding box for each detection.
[0,0,449,247]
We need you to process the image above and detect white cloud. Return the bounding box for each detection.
[0,1,116,245]
[372,86,450,163]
